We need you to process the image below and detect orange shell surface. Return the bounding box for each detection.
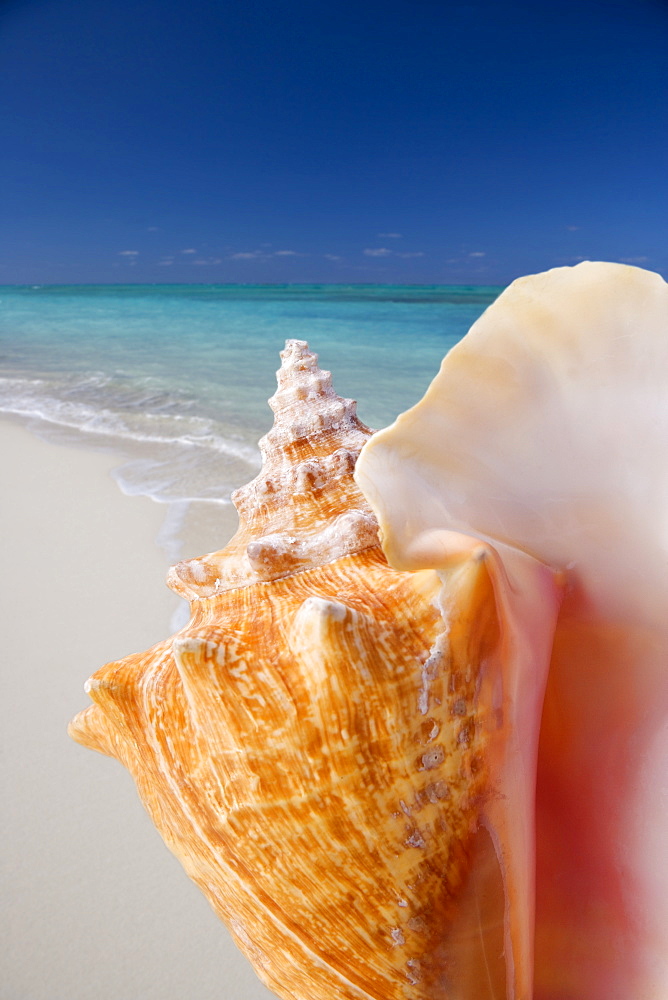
[70,340,562,1000]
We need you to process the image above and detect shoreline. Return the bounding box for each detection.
[1,419,274,1000]
[1,411,243,590]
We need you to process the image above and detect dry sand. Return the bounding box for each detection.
[1,420,275,1000]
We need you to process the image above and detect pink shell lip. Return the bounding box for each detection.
[355,262,668,999]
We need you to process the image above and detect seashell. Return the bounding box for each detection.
[69,339,563,1000]
[355,262,668,1000]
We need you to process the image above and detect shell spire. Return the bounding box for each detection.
[169,340,379,599]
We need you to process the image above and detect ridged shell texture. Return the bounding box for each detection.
[70,341,510,1000]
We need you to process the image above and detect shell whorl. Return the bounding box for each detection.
[68,338,556,1000]
[169,340,379,599]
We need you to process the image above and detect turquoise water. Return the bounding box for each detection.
[0,284,501,506]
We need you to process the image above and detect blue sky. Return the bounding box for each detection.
[1,0,666,284]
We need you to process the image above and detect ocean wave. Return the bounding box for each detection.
[0,373,262,506]
[0,374,261,466]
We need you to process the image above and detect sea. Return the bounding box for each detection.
[0,283,501,558]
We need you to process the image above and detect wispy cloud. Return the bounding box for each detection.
[193,257,223,265]
[226,248,302,260]
[469,251,486,258]
[118,249,139,256]
[565,225,580,231]
[147,226,160,232]
[364,247,392,257]
[619,255,649,263]
[377,232,402,239]
[324,254,343,261]
[157,259,174,266]
[181,248,197,254]
[364,246,423,260]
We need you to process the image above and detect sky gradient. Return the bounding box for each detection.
[1,0,667,284]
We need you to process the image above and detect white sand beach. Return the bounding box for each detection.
[1,420,275,1000]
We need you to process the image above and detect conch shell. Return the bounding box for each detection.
[356,261,668,1000]
[70,340,561,1000]
[70,260,668,1000]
